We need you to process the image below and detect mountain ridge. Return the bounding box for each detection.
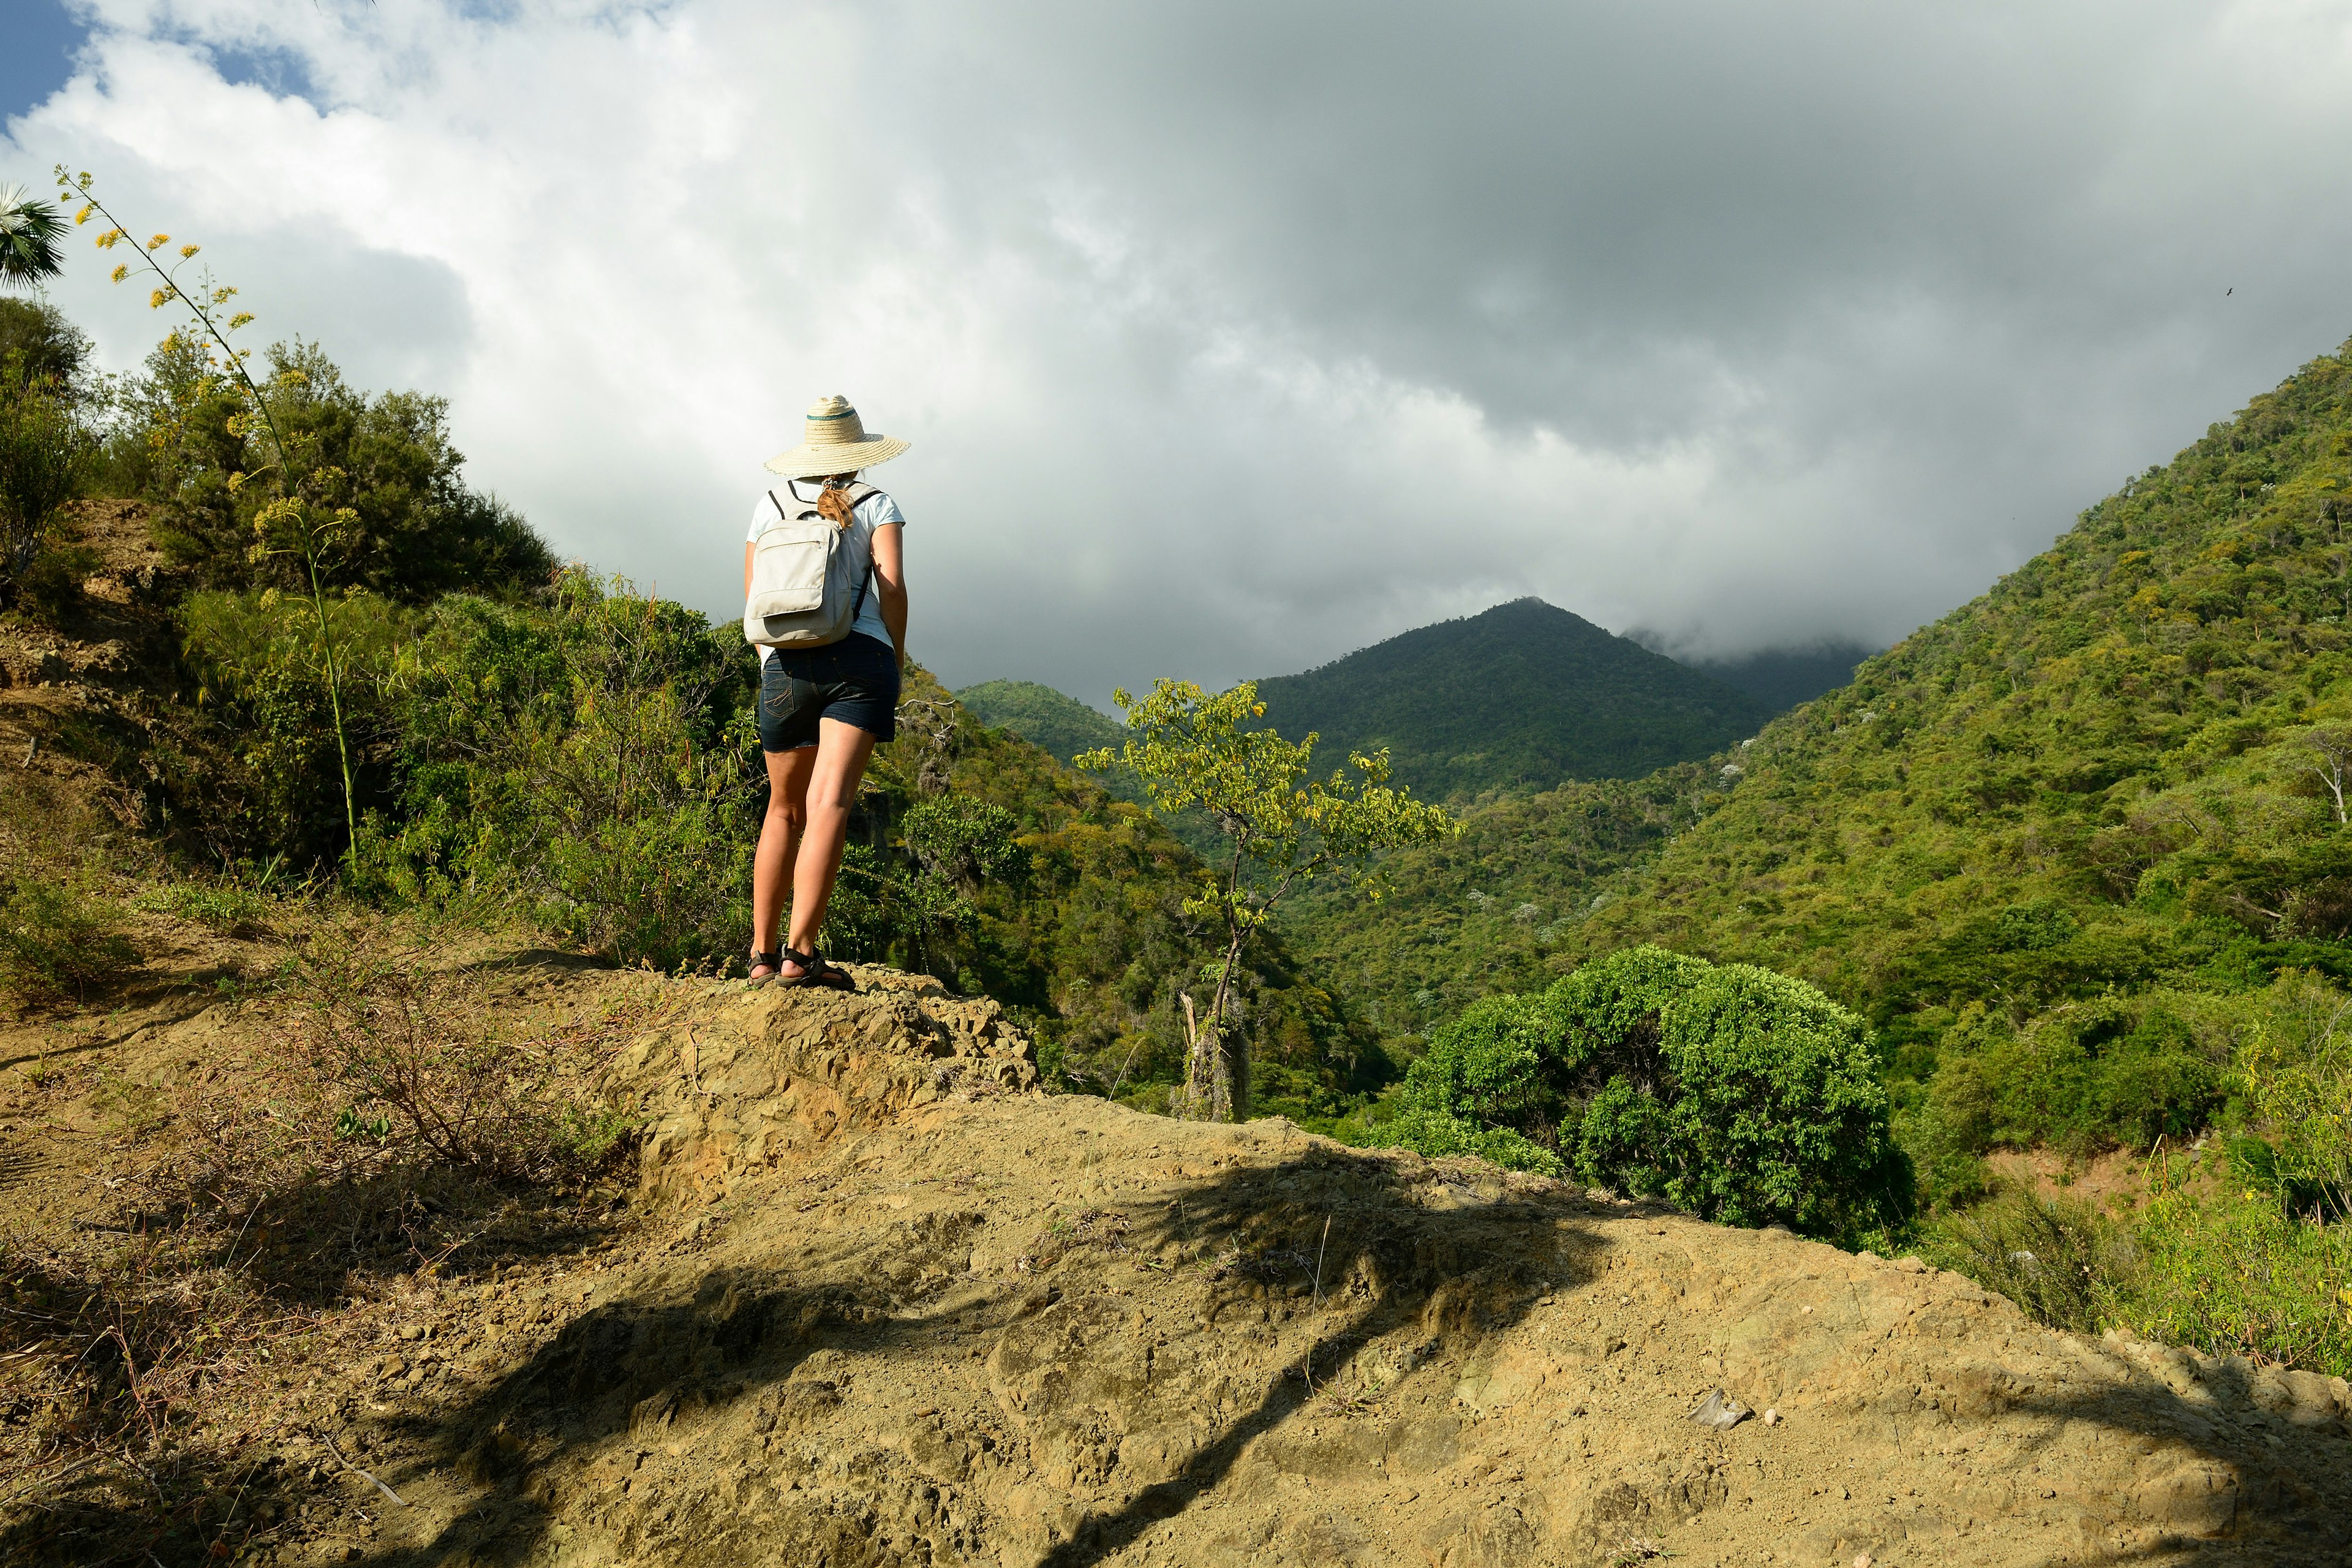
[1248,597,1771,801]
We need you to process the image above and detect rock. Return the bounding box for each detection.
[1685,1389,1751,1430]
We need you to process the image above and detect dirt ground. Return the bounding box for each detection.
[5,951,2348,1568]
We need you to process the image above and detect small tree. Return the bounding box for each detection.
[1078,678,1452,1121]
[57,168,366,870]
[2301,725,2352,825]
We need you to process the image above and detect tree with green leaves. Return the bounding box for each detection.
[0,298,92,388]
[1384,944,1910,1243]
[1079,678,1453,1121]
[0,347,92,608]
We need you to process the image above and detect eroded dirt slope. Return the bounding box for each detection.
[7,962,2350,1568]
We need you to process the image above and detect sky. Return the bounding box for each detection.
[6,1,2351,707]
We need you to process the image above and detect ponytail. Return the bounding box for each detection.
[817,474,859,530]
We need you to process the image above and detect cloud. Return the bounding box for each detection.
[10,0,2352,704]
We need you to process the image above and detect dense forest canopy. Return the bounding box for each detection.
[1250,597,1771,801]
[954,679,1124,762]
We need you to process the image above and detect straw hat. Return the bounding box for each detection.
[764,395,910,478]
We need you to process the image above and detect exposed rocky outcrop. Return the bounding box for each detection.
[214,971,2351,1568]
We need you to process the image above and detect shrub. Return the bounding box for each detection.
[0,348,93,610]
[1921,1186,2122,1334]
[1393,992,1567,1166]
[1903,994,2231,1178]
[176,586,418,867]
[0,871,135,1006]
[2105,1186,2351,1377]
[1378,945,1909,1242]
[2239,970,2352,1221]
[124,335,554,603]
[371,575,760,968]
[243,944,641,1186]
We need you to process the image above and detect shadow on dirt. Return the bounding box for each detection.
[1996,1360,2351,1566]
[12,1140,2350,1566]
[42,1144,1604,1567]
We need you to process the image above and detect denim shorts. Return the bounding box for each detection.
[758,633,900,752]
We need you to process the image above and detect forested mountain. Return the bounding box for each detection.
[1539,339,2352,1177]
[1694,640,1876,710]
[1251,598,1771,801]
[954,678,1124,762]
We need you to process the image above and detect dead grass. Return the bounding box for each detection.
[0,932,676,1565]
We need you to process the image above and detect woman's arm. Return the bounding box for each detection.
[870,521,908,669]
[744,540,755,598]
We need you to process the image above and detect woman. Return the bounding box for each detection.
[744,394,910,989]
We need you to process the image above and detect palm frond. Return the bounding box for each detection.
[0,183,70,288]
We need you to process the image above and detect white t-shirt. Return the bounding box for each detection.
[747,482,904,658]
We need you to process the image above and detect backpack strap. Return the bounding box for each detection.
[781,478,880,514]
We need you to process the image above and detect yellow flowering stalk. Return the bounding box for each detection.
[56,165,363,869]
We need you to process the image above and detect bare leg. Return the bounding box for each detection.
[752,744,815,971]
[783,717,880,971]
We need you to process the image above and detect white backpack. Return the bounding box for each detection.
[743,480,878,649]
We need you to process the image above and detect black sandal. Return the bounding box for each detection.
[747,949,783,986]
[779,946,858,992]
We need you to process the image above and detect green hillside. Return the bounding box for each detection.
[1251,598,1772,801]
[954,678,1124,761]
[1547,339,2352,1164]
[1279,761,1715,1038]
[1576,342,2352,1003]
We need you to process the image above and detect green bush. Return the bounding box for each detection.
[1378,944,1909,1242]
[366,573,760,969]
[0,347,94,611]
[0,872,136,1006]
[177,586,417,867]
[2104,1186,2351,1378]
[126,336,554,602]
[1902,996,2230,1179]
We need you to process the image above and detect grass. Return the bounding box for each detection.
[0,930,669,1564]
[1921,1157,2352,1378]
[1920,1186,2124,1336]
[131,881,276,938]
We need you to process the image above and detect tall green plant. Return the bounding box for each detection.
[56,168,364,870]
[1079,678,1452,1120]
